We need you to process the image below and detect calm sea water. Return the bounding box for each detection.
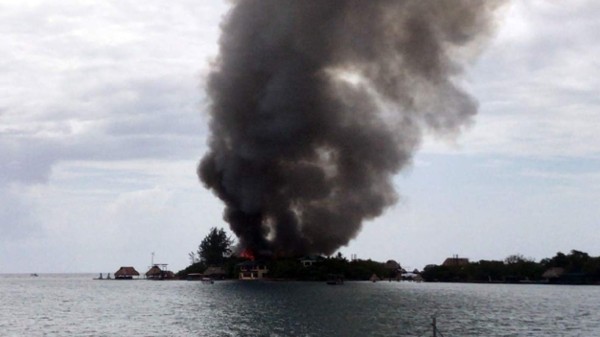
[1,274,598,336]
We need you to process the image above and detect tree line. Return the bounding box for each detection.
[422,250,600,284]
[177,227,397,280]
[177,227,600,284]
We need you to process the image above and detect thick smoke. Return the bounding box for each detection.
[199,1,503,256]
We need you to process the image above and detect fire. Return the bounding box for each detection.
[240,248,255,261]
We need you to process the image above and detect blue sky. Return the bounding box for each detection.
[1,0,599,273]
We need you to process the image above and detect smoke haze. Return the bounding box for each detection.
[199,0,503,256]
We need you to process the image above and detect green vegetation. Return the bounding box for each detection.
[177,251,394,281]
[422,250,600,284]
[177,228,398,280]
[178,229,600,285]
[176,227,235,278]
[198,227,234,266]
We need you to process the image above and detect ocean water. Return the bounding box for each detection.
[1,274,599,336]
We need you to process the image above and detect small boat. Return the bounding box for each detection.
[201,277,214,284]
[30,273,39,277]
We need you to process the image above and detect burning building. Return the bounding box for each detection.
[238,261,269,280]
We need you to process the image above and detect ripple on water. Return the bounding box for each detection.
[1,276,600,336]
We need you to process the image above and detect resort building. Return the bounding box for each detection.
[238,261,268,280]
[299,255,323,267]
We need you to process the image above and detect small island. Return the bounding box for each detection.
[177,228,600,285]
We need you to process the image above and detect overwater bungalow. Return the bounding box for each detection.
[114,266,140,280]
[145,265,175,280]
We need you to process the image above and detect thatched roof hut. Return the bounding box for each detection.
[114,266,140,279]
[146,265,175,280]
[442,257,469,267]
[146,265,162,277]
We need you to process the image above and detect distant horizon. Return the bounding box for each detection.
[4,247,595,276]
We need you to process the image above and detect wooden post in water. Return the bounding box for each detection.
[432,316,437,337]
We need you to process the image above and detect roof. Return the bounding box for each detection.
[204,267,226,276]
[442,257,470,267]
[299,255,324,262]
[146,265,162,276]
[115,266,140,276]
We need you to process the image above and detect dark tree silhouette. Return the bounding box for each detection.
[198,227,233,266]
[505,254,532,264]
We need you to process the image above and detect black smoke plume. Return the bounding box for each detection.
[199,1,503,256]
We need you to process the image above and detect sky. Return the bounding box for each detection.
[1,0,599,273]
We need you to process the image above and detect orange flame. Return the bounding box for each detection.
[240,249,255,261]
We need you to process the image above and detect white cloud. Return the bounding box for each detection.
[421,0,600,159]
[0,0,228,186]
[0,0,231,271]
